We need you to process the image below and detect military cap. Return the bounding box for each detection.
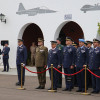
[4,42,8,45]
[56,38,61,41]
[50,41,57,44]
[93,38,100,42]
[66,37,73,41]
[18,39,24,42]
[86,41,93,44]
[72,42,78,46]
[38,38,44,42]
[79,39,85,43]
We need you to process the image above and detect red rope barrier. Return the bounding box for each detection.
[24,66,50,74]
[87,69,100,78]
[54,67,84,76]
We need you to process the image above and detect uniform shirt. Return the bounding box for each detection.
[89,47,100,70]
[56,44,64,64]
[16,45,27,65]
[48,47,61,68]
[76,46,89,68]
[62,45,76,68]
[30,46,36,55]
[35,45,48,67]
[2,46,10,59]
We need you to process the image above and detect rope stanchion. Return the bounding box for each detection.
[17,63,25,90]
[54,67,84,76]
[48,64,57,92]
[24,66,50,74]
[87,68,100,78]
[81,65,90,95]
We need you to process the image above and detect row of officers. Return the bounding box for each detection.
[15,37,100,94]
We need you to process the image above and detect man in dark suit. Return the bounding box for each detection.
[16,39,27,86]
[2,42,10,72]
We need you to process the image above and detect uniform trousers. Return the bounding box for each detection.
[17,64,25,84]
[36,67,46,87]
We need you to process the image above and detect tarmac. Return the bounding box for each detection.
[0,67,100,100]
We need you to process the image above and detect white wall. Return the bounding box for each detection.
[0,0,100,68]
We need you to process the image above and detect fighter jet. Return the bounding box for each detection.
[16,3,57,16]
[81,3,100,13]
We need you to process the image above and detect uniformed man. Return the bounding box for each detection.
[48,41,61,91]
[30,42,36,66]
[89,39,100,94]
[86,41,93,87]
[2,42,10,72]
[72,41,78,87]
[35,38,48,89]
[72,42,78,49]
[76,39,89,92]
[62,37,76,91]
[16,39,27,86]
[56,38,64,88]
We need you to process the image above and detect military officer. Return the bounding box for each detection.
[89,39,100,94]
[35,38,48,89]
[2,42,10,72]
[72,42,79,86]
[16,39,27,86]
[62,37,76,91]
[72,42,78,49]
[86,41,93,87]
[56,38,64,88]
[75,39,89,92]
[48,41,61,91]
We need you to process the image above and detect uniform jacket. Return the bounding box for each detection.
[16,45,27,65]
[35,46,48,67]
[2,46,10,59]
[47,47,61,68]
[76,46,89,68]
[62,45,76,68]
[56,44,64,64]
[89,47,100,70]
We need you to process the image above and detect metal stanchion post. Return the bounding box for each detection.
[81,65,90,95]
[48,64,57,92]
[17,63,25,90]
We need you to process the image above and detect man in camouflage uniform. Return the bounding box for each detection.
[35,38,48,89]
[56,38,64,88]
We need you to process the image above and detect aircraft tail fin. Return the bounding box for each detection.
[18,3,25,11]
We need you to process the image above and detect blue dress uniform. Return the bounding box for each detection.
[62,45,76,90]
[89,45,100,93]
[48,46,61,90]
[2,46,10,71]
[76,45,89,92]
[16,44,27,85]
[56,43,64,88]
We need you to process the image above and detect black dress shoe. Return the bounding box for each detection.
[2,70,6,72]
[91,91,96,93]
[16,82,21,86]
[40,86,45,89]
[16,82,24,86]
[35,86,41,89]
[95,91,99,94]
[63,88,68,91]
[76,90,82,92]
